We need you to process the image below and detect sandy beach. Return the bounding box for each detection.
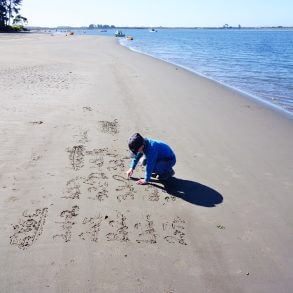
[0,33,292,293]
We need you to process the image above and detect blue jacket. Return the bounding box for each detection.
[130,138,175,182]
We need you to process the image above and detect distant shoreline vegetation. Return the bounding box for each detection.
[29,25,293,30]
[0,24,28,32]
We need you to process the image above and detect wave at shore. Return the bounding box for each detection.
[117,29,293,116]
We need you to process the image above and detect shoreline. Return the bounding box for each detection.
[118,38,293,119]
[13,30,292,119]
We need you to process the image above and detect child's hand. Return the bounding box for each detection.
[126,168,134,179]
[136,179,147,185]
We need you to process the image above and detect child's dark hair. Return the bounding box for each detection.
[128,133,144,154]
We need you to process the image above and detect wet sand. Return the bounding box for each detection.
[0,33,293,293]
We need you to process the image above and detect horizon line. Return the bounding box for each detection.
[28,25,293,29]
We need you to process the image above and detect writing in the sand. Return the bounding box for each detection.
[10,120,185,250]
[65,145,176,204]
[10,207,187,250]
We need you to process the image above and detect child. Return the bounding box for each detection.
[126,133,176,185]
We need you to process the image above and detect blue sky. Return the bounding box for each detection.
[21,0,293,27]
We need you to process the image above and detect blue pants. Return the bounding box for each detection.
[153,157,176,175]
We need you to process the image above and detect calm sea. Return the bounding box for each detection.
[69,28,293,115]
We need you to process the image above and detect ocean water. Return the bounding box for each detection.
[71,28,293,115]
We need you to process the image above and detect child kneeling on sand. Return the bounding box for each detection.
[126,133,176,185]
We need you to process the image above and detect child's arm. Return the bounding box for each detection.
[144,149,158,182]
[130,152,143,170]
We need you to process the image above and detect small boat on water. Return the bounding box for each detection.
[126,36,134,41]
[149,28,158,32]
[66,31,74,36]
[115,30,125,37]
[100,30,107,32]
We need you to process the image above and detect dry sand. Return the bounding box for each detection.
[0,33,292,293]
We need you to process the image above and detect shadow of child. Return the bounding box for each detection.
[148,177,224,207]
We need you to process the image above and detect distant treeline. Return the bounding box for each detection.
[29,25,293,31]
[88,24,116,29]
[0,0,27,31]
